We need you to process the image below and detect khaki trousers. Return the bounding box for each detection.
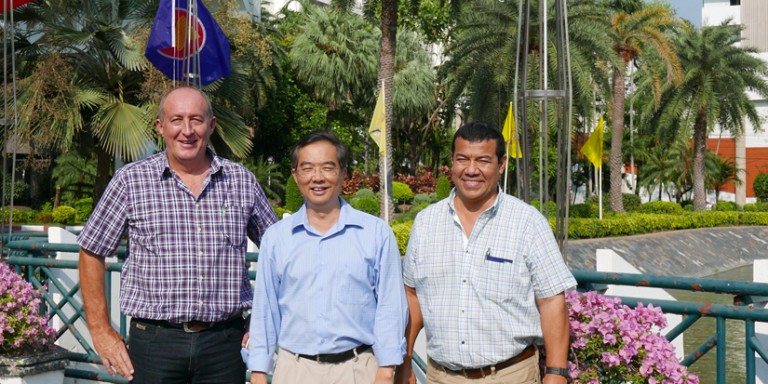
[426,350,541,384]
[271,348,379,384]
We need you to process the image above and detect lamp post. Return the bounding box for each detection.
[267,156,274,187]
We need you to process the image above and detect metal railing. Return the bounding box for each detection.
[6,239,768,384]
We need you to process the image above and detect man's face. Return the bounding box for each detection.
[451,137,505,207]
[292,140,345,211]
[155,88,215,168]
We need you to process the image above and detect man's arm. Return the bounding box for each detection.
[394,285,423,384]
[536,292,569,384]
[79,248,134,380]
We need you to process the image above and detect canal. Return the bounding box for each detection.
[668,264,753,384]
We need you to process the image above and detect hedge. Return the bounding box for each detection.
[389,211,768,253]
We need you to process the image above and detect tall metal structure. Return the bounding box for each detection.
[513,0,572,254]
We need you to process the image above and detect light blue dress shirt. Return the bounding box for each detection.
[247,199,408,373]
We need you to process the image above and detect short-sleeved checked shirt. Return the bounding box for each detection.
[78,151,277,323]
[403,189,575,370]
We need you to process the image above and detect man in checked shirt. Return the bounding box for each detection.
[78,86,277,383]
[395,121,575,384]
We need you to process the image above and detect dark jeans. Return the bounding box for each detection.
[128,318,246,384]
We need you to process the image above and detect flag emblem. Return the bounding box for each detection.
[158,9,206,59]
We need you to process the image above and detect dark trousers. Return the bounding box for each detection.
[128,318,246,384]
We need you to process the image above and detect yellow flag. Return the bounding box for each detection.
[580,116,604,168]
[368,86,386,156]
[501,102,522,158]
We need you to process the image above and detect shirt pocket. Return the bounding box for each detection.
[471,252,519,303]
[339,259,375,305]
[222,202,248,249]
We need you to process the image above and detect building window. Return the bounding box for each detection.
[730,0,740,5]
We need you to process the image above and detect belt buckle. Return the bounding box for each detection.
[183,322,208,333]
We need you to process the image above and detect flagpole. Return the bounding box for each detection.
[382,80,389,223]
[598,165,603,220]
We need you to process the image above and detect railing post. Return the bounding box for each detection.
[754,259,768,384]
[749,320,756,384]
[717,317,726,384]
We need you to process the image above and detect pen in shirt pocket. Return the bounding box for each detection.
[485,248,513,264]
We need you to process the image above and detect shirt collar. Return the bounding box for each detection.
[158,148,221,179]
[290,198,363,236]
[447,186,503,216]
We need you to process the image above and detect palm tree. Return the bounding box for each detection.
[653,21,768,210]
[708,154,741,203]
[603,0,682,212]
[242,156,285,203]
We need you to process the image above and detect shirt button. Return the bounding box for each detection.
[198,251,203,256]
[197,300,203,306]
[462,279,467,283]
[197,226,202,233]
[198,275,204,280]
[461,341,466,345]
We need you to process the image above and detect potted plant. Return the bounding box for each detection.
[0,262,67,384]
[565,290,699,384]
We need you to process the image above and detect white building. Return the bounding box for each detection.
[702,0,768,204]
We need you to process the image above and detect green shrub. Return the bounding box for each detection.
[530,199,557,217]
[394,203,430,223]
[284,177,304,211]
[352,196,380,217]
[2,208,27,224]
[436,174,451,200]
[570,204,599,218]
[393,182,414,204]
[272,206,292,219]
[412,193,434,206]
[52,206,77,225]
[33,212,54,223]
[637,201,683,215]
[744,202,768,212]
[350,188,376,205]
[2,179,30,205]
[41,202,53,213]
[623,194,642,212]
[713,201,739,212]
[354,188,375,199]
[75,198,94,222]
[390,221,413,255]
[754,172,768,202]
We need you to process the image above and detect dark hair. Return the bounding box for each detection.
[452,121,506,161]
[291,131,347,170]
[157,86,213,120]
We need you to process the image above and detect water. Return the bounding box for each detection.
[668,264,753,384]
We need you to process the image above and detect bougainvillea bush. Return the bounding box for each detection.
[0,262,56,356]
[566,290,699,384]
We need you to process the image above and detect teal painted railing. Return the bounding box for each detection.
[5,238,768,384]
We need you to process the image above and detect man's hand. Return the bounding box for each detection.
[394,360,415,384]
[251,371,268,384]
[92,327,133,380]
[375,366,394,384]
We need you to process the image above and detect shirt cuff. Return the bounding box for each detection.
[247,353,274,374]
[372,345,404,366]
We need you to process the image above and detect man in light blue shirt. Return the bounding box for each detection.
[247,131,408,384]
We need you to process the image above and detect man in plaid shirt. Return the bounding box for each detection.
[78,86,277,383]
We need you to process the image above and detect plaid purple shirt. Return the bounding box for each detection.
[78,151,277,322]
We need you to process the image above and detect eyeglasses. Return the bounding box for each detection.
[295,166,340,179]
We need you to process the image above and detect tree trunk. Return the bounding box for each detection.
[377,0,397,222]
[692,111,708,211]
[93,146,113,208]
[609,67,626,213]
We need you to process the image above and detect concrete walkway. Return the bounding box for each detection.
[565,226,768,277]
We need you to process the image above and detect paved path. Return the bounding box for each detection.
[565,226,768,277]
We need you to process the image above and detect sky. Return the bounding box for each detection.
[663,0,703,27]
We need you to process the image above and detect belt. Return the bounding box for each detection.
[295,344,372,364]
[437,345,536,379]
[133,313,245,333]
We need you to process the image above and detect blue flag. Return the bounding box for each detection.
[145,0,231,85]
